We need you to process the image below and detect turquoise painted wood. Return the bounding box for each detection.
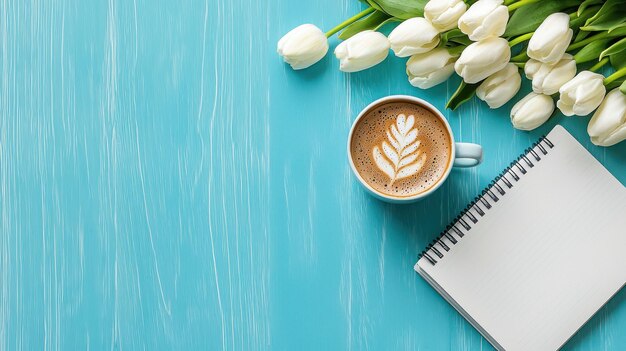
[1,0,625,350]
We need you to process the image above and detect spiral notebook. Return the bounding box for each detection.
[415,125,626,351]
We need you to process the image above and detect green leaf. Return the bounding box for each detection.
[363,0,385,13]
[448,35,472,46]
[447,45,465,56]
[578,0,603,16]
[620,80,626,95]
[570,5,601,31]
[574,29,591,42]
[446,81,479,111]
[504,0,580,37]
[584,0,616,25]
[609,26,626,37]
[573,39,612,63]
[582,13,626,32]
[338,10,391,40]
[610,52,626,69]
[608,22,626,33]
[600,37,626,60]
[440,28,464,46]
[374,17,401,31]
[582,0,626,31]
[368,0,428,19]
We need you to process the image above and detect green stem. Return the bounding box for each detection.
[509,32,534,47]
[567,32,610,51]
[325,7,375,38]
[507,0,540,12]
[589,57,609,72]
[604,67,626,85]
[513,62,526,69]
[511,51,529,62]
[503,0,518,5]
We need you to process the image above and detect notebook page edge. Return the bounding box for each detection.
[416,259,506,351]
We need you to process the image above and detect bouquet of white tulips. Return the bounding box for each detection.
[277,0,626,147]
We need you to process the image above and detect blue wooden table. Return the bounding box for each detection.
[2,0,625,350]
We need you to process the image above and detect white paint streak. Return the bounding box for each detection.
[207,0,227,348]
[134,122,171,316]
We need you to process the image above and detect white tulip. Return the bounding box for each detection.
[406,48,456,89]
[457,0,509,41]
[527,13,573,65]
[424,0,467,32]
[524,54,576,95]
[476,63,521,108]
[388,18,440,57]
[511,93,555,131]
[557,71,606,116]
[277,24,329,70]
[334,30,390,72]
[587,89,626,146]
[454,37,511,84]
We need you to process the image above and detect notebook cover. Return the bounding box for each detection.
[415,126,626,351]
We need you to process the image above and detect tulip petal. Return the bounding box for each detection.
[588,89,626,146]
[511,93,555,130]
[557,71,606,116]
[454,37,510,83]
[527,13,573,64]
[409,63,455,89]
[458,0,507,41]
[533,55,576,95]
[407,48,454,76]
[594,124,626,146]
[389,18,439,57]
[335,30,390,72]
[426,0,467,32]
[469,5,508,41]
[407,48,456,89]
[277,24,329,70]
[477,64,522,108]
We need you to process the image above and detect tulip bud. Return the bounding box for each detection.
[454,37,511,84]
[511,93,555,131]
[476,63,521,109]
[277,24,329,70]
[334,30,390,72]
[524,54,576,95]
[424,0,467,32]
[557,71,606,117]
[406,48,456,89]
[527,13,573,65]
[388,18,440,57]
[587,89,626,147]
[457,0,509,41]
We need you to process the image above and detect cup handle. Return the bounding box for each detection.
[453,143,483,168]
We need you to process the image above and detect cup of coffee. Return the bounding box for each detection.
[348,95,482,203]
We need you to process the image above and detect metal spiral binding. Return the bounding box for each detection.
[418,135,555,266]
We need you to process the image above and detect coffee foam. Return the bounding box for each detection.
[350,101,452,198]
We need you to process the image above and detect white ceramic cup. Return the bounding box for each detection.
[347,95,483,203]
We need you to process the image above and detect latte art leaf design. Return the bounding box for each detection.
[372,114,427,186]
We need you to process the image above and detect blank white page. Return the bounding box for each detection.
[416,126,626,351]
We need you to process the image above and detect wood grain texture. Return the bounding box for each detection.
[1,0,625,350]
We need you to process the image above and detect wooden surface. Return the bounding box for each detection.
[1,0,625,350]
